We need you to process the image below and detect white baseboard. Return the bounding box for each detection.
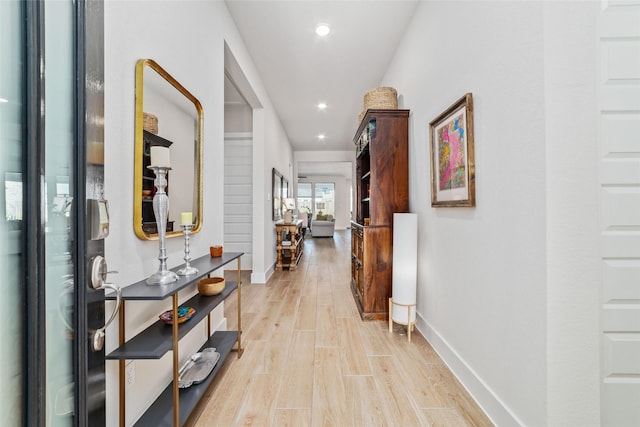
[415,313,523,426]
[214,316,227,332]
[251,264,273,284]
[251,271,266,284]
[265,264,274,283]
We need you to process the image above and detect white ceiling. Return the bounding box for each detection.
[297,161,352,179]
[225,0,418,152]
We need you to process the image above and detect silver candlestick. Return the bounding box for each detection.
[147,166,179,285]
[177,224,198,276]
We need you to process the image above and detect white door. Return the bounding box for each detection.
[599,2,640,425]
[224,133,253,269]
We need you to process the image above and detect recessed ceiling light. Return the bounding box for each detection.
[0,98,8,103]
[317,102,327,110]
[315,24,330,37]
[318,134,326,140]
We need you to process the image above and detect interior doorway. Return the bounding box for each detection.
[223,73,253,268]
[296,161,353,230]
[223,43,261,273]
[224,74,253,270]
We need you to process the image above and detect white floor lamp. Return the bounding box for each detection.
[389,213,418,341]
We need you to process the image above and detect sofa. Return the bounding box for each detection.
[311,214,335,237]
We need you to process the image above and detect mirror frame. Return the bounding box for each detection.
[133,58,203,240]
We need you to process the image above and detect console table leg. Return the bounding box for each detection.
[237,257,244,357]
[172,294,179,426]
[119,301,126,427]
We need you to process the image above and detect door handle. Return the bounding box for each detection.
[91,282,121,352]
[89,255,122,352]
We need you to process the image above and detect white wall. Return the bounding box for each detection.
[543,2,600,425]
[262,109,294,281]
[224,104,252,132]
[104,1,292,424]
[381,1,599,425]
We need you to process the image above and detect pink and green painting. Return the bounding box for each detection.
[437,113,466,190]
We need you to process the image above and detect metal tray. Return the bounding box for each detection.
[178,347,220,388]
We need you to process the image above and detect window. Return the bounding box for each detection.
[297,182,312,214]
[314,182,335,217]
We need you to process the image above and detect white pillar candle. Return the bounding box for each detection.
[150,146,170,168]
[180,212,192,225]
[392,213,418,323]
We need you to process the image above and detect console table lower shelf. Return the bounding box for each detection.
[135,331,237,427]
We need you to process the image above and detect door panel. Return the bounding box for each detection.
[224,134,253,269]
[599,1,640,425]
[78,0,106,425]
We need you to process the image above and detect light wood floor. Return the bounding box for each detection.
[191,230,493,427]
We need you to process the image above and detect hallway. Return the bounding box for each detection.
[193,230,493,426]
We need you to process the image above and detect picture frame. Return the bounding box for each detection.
[283,177,289,199]
[429,93,475,207]
[272,168,283,221]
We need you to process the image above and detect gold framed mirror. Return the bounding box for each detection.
[133,58,203,240]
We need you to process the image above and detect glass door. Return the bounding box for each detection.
[44,1,76,424]
[1,1,106,425]
[0,1,26,425]
[43,0,107,424]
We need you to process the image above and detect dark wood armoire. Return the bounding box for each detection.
[351,109,409,320]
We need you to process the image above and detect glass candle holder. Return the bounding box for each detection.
[177,224,198,276]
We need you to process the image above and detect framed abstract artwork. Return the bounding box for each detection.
[429,93,475,207]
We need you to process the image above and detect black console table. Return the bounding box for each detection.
[106,252,244,426]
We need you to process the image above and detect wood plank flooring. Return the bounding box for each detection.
[191,230,493,427]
